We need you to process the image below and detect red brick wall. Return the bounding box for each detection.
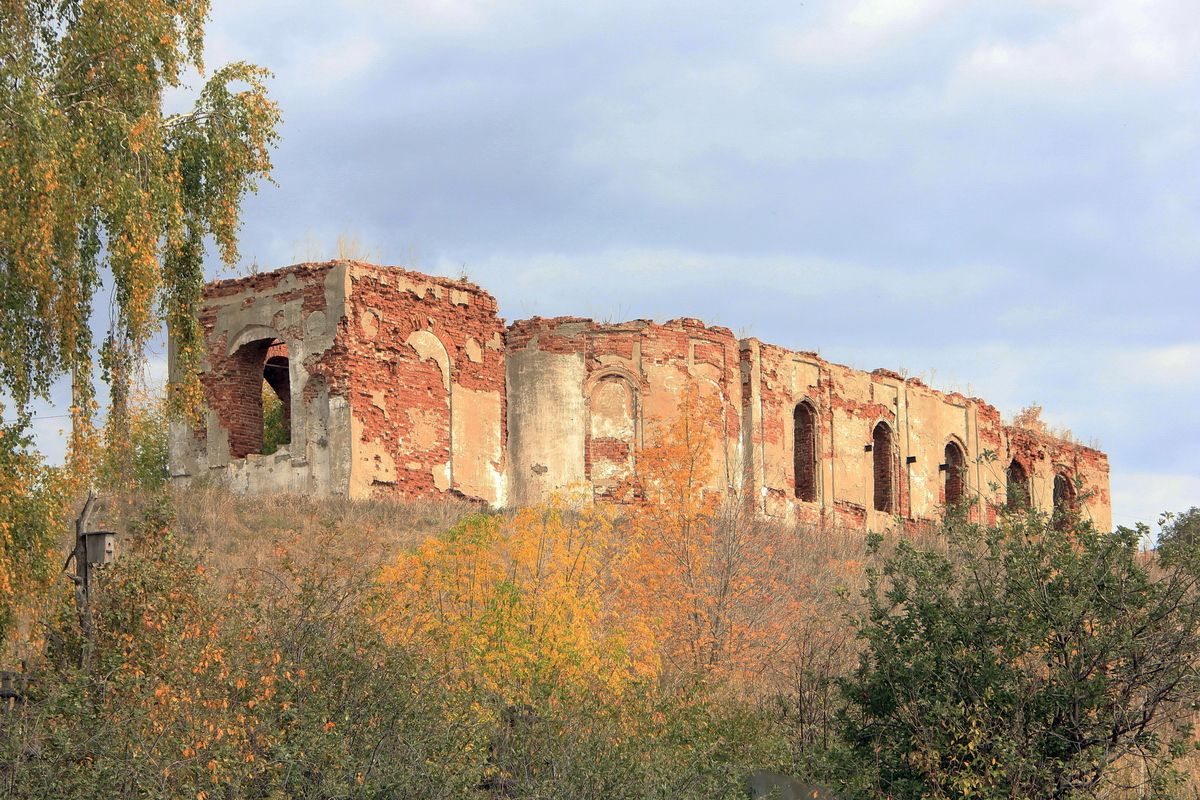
[793,402,817,502]
[343,266,506,500]
[943,441,966,505]
[872,422,895,513]
[197,263,340,460]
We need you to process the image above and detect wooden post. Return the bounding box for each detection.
[71,492,97,666]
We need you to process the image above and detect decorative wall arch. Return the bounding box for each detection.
[689,372,737,488]
[587,373,639,490]
[403,329,454,491]
[405,330,452,390]
[583,365,646,398]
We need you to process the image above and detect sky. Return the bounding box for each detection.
[20,0,1200,531]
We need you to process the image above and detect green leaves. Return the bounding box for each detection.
[0,0,280,431]
[840,514,1200,799]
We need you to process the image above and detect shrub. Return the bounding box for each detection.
[839,511,1200,799]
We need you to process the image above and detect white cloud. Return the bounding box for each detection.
[771,0,961,66]
[449,247,1010,313]
[1111,471,1200,532]
[1108,344,1200,391]
[950,0,1200,96]
[306,34,382,92]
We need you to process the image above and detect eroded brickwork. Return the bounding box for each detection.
[342,264,505,501]
[171,261,1113,531]
[505,315,742,506]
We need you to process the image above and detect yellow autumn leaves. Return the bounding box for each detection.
[379,500,648,704]
[377,382,803,704]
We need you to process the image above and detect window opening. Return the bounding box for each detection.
[873,422,895,513]
[793,402,817,502]
[944,441,966,507]
[1006,459,1030,509]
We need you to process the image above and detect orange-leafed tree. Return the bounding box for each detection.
[618,380,802,688]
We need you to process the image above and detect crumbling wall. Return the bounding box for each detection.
[168,262,352,495]
[1004,425,1112,531]
[741,340,1012,532]
[505,316,743,507]
[173,261,1113,533]
[342,263,506,504]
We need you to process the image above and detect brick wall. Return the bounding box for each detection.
[343,264,506,501]
[196,262,340,463]
[182,261,1112,531]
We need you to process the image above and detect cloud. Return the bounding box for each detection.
[306,34,382,92]
[950,0,1200,96]
[440,248,1011,324]
[13,0,1199,514]
[1111,472,1200,532]
[1113,344,1200,390]
[771,0,962,66]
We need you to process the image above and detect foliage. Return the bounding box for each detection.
[0,415,73,656]
[261,382,288,456]
[96,387,169,490]
[620,381,802,686]
[839,512,1200,799]
[0,0,280,444]
[481,684,789,800]
[4,501,484,799]
[376,488,797,797]
[0,491,797,799]
[379,500,642,704]
[1158,507,1200,557]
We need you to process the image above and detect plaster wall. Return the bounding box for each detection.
[504,316,743,507]
[741,340,1109,533]
[172,261,1112,533]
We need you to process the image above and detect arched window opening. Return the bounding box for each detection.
[944,441,966,507]
[1006,459,1030,510]
[872,422,895,514]
[261,343,291,455]
[1053,472,1076,530]
[224,337,290,458]
[793,402,818,502]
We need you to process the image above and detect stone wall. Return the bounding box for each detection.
[505,316,743,507]
[168,261,352,496]
[172,261,1112,532]
[740,339,1111,532]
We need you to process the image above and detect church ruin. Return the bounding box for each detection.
[168,260,1112,531]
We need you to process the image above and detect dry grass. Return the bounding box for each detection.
[93,484,479,583]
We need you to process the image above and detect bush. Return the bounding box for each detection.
[1,496,792,799]
[838,511,1200,799]
[1,502,485,798]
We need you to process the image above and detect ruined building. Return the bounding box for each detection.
[168,261,1112,531]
